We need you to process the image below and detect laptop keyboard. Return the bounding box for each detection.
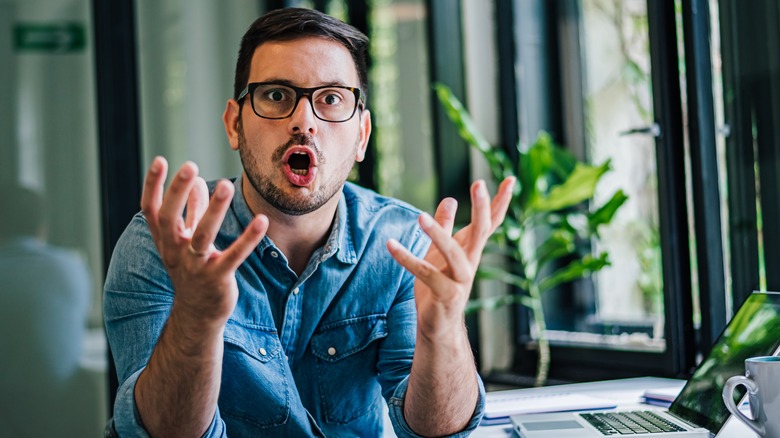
[580,411,687,435]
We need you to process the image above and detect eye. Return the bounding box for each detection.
[261,87,293,103]
[318,91,344,106]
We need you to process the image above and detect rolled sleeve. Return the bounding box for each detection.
[113,368,227,438]
[387,372,486,437]
[112,368,149,437]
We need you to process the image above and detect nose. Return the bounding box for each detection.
[287,95,318,136]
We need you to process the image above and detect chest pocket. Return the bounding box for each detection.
[311,315,388,424]
[219,320,290,430]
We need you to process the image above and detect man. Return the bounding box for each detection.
[0,184,92,437]
[105,7,514,437]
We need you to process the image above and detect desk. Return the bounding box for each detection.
[474,377,756,437]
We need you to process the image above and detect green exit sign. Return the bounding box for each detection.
[14,22,86,53]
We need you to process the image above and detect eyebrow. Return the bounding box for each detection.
[256,78,351,88]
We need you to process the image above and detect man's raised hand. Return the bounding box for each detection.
[386,177,514,338]
[140,156,268,326]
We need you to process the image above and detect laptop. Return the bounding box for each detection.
[511,290,780,437]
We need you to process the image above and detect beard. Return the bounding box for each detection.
[237,120,359,216]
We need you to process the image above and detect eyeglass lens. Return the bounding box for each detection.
[252,84,357,122]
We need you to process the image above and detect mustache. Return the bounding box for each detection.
[272,133,321,162]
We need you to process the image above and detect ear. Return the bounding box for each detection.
[223,99,241,151]
[355,109,372,162]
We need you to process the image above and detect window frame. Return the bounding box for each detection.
[485,0,710,383]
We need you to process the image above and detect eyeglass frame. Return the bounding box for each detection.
[236,81,364,123]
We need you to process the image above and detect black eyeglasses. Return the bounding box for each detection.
[237,82,363,123]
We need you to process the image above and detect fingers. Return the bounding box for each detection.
[157,162,200,248]
[461,177,516,259]
[185,177,209,232]
[141,157,169,238]
[418,213,472,283]
[189,180,234,254]
[433,198,458,236]
[387,238,453,292]
[215,214,269,271]
[488,177,516,232]
[466,180,494,258]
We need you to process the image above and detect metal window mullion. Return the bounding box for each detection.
[647,0,697,376]
[426,0,470,211]
[718,0,760,310]
[753,0,780,293]
[681,0,727,355]
[92,0,143,415]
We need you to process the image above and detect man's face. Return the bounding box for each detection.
[227,36,370,216]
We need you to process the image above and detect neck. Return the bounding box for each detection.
[242,177,339,276]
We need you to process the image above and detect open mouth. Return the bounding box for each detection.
[282,146,318,187]
[288,151,311,175]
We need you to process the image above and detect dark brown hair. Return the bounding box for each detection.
[233,8,369,104]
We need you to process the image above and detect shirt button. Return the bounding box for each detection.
[270,251,279,258]
[327,347,336,356]
[320,254,328,262]
[258,348,267,356]
[292,287,299,295]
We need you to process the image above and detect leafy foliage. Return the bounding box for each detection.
[435,83,628,385]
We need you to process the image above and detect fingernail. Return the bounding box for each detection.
[180,162,199,180]
[477,180,488,197]
[252,215,267,231]
[214,183,229,200]
[150,159,161,174]
[387,239,400,250]
[443,198,458,214]
[420,212,434,227]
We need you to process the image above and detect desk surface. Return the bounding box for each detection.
[473,377,756,438]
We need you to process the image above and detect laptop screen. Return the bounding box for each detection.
[669,291,780,432]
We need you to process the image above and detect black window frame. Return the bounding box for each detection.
[485,0,727,384]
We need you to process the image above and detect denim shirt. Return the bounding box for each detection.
[104,177,485,437]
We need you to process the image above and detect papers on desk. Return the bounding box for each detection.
[641,387,681,408]
[483,390,617,424]
[641,386,750,410]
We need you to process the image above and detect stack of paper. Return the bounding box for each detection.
[641,387,681,408]
[483,391,617,425]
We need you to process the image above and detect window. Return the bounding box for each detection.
[135,0,257,179]
[2,0,107,434]
[466,0,752,384]
[370,0,438,212]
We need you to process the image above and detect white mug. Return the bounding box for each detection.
[722,356,780,437]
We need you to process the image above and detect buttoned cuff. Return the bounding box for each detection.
[113,367,226,437]
[387,372,486,437]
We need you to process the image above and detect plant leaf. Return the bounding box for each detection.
[532,161,610,212]
[465,294,534,314]
[588,189,629,233]
[532,230,576,274]
[476,266,530,290]
[537,253,611,292]
[433,83,513,182]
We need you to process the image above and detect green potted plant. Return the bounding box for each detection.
[435,83,628,386]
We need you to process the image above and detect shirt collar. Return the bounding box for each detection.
[231,175,357,265]
[334,193,356,264]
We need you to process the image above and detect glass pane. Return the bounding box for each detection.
[136,0,258,179]
[708,0,733,314]
[0,0,107,435]
[370,0,437,212]
[550,0,665,351]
